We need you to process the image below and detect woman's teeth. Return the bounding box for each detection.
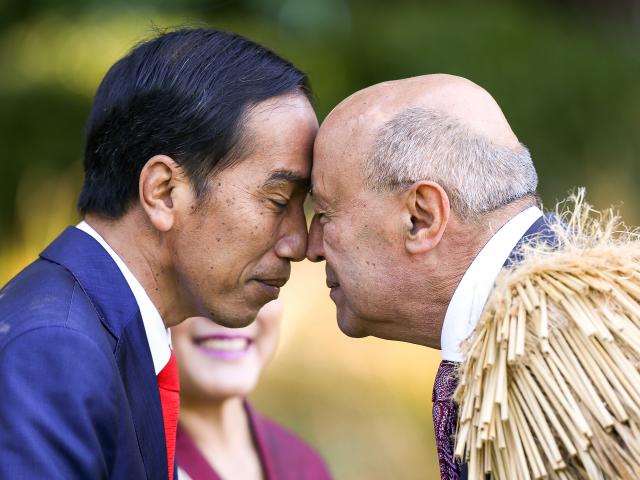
[199,338,249,351]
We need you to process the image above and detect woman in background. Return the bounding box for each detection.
[173,300,332,480]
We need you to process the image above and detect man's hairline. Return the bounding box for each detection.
[188,88,312,207]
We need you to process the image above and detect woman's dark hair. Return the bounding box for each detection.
[78,27,312,218]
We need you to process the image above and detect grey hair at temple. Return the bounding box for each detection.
[363,107,539,221]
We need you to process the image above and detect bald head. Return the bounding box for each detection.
[315,74,537,220]
[323,74,520,151]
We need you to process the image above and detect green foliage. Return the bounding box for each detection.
[0,1,638,248]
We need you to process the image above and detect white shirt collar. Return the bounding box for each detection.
[76,221,171,374]
[440,206,543,362]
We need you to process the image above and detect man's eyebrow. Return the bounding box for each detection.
[263,170,310,190]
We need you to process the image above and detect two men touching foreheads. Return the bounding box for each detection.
[0,27,541,480]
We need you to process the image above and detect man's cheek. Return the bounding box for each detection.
[325,226,348,255]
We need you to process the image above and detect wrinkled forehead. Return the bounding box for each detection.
[312,108,383,205]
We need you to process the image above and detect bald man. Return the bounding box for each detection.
[307,74,549,480]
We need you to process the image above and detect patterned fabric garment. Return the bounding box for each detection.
[432,360,463,480]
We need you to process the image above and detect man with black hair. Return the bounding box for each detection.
[0,28,317,479]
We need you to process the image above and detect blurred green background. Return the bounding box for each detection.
[1,1,638,478]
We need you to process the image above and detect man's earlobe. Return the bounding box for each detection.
[139,155,183,232]
[405,181,450,254]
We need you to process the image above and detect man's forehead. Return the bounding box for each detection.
[309,157,338,204]
[311,150,365,208]
[312,81,432,204]
[311,120,375,205]
[314,94,391,178]
[309,168,328,202]
[315,112,377,164]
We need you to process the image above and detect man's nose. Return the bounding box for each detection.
[306,214,325,262]
[275,207,308,262]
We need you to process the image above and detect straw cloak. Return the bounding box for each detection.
[453,193,640,480]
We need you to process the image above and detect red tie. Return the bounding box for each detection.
[157,350,180,480]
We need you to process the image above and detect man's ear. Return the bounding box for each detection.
[139,155,191,232]
[404,181,450,254]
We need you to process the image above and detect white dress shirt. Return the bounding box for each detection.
[76,221,171,374]
[440,206,543,362]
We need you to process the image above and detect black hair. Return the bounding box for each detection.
[78,27,311,218]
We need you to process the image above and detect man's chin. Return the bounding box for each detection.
[205,305,259,329]
[336,311,370,338]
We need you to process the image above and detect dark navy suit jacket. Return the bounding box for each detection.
[0,227,173,479]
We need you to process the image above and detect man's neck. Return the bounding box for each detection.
[83,212,180,328]
[422,232,484,349]
[412,198,538,349]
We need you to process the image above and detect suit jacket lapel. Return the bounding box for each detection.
[116,312,168,480]
[40,226,167,479]
[503,213,558,268]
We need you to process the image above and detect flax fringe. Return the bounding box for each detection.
[454,189,640,479]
